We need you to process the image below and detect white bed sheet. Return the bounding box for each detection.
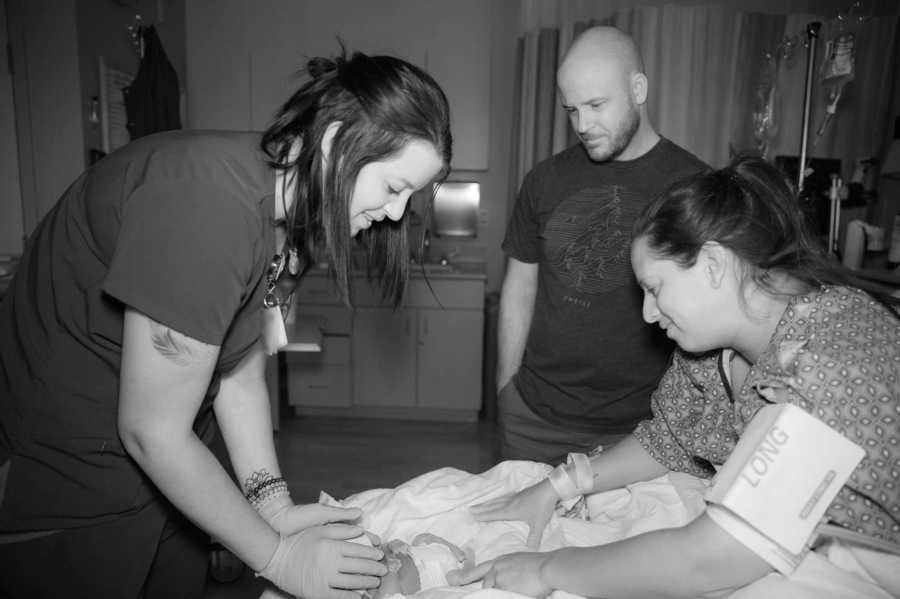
[320,460,707,599]
[315,461,896,599]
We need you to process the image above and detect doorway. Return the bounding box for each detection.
[0,0,24,255]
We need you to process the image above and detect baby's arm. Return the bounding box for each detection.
[360,531,476,596]
[411,533,473,568]
[368,540,421,599]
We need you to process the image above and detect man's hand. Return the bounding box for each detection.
[468,480,558,549]
[258,524,387,599]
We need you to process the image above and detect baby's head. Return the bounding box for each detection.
[368,540,421,599]
[368,535,470,599]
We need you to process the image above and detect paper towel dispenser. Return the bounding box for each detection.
[432,181,479,238]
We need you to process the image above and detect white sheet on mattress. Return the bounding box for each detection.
[320,460,707,599]
[263,460,895,599]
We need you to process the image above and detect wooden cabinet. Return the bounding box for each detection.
[185,0,491,170]
[351,307,416,408]
[416,308,483,412]
[351,276,485,420]
[284,336,352,408]
[283,269,486,421]
[279,274,354,412]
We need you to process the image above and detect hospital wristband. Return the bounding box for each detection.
[568,452,594,492]
[547,453,594,501]
[548,464,579,500]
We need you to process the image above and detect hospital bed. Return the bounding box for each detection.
[262,461,896,599]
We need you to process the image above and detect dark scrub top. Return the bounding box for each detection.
[0,130,274,531]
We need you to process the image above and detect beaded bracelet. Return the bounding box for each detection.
[246,476,289,510]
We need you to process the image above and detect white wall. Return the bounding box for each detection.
[185,0,511,291]
[76,0,186,163]
[6,0,84,236]
[185,0,491,172]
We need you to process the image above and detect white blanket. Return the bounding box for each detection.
[321,460,707,599]
[319,461,897,599]
[259,461,895,599]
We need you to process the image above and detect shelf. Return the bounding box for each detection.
[280,317,324,353]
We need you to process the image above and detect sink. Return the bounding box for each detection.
[416,262,457,274]
[408,261,487,277]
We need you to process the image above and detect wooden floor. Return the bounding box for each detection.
[204,414,500,598]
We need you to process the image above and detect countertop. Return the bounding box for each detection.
[281,315,324,352]
[308,261,487,280]
[408,261,487,279]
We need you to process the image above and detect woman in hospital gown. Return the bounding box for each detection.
[466,156,899,598]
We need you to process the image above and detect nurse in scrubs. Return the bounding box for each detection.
[0,49,451,599]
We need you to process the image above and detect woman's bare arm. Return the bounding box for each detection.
[117,308,278,571]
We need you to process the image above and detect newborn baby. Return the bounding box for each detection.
[366,532,473,599]
[318,492,474,597]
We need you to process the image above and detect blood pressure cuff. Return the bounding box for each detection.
[704,403,865,574]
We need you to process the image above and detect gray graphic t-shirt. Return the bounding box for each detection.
[503,138,707,433]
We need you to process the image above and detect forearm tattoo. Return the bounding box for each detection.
[244,469,276,495]
[149,322,194,366]
[244,469,289,508]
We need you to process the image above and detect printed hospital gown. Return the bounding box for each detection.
[633,285,900,545]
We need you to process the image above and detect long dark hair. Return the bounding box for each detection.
[632,156,849,298]
[261,47,452,307]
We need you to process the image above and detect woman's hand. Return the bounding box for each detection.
[448,552,554,598]
[261,497,363,536]
[468,479,558,549]
[258,523,387,599]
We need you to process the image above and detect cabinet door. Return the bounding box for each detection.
[416,309,483,411]
[186,1,491,170]
[285,337,352,408]
[352,307,416,407]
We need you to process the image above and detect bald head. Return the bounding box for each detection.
[556,26,656,162]
[559,26,644,83]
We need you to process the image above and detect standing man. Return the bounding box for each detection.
[497,26,707,463]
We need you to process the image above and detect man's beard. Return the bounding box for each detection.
[584,102,640,162]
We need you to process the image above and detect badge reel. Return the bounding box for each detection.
[262,249,299,355]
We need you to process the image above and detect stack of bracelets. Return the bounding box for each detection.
[246,476,290,511]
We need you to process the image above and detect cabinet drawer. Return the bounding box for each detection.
[406,279,484,309]
[295,274,342,305]
[353,277,485,309]
[286,336,349,366]
[293,305,352,336]
[285,337,351,407]
[286,366,352,407]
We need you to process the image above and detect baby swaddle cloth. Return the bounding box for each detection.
[401,539,466,590]
[319,492,469,594]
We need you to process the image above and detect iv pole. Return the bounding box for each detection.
[798,21,843,256]
[797,21,822,194]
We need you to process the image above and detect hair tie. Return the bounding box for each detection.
[306,56,338,80]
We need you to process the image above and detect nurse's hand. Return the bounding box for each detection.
[468,479,558,549]
[258,524,387,599]
[260,496,363,536]
[448,552,553,598]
